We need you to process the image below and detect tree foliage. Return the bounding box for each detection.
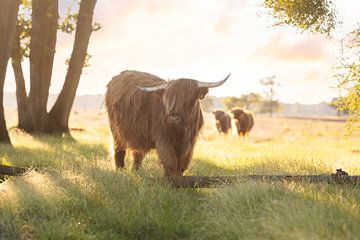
[264,0,359,134]
[222,93,266,112]
[15,0,31,59]
[263,0,338,35]
[260,76,280,117]
[15,0,100,65]
[259,100,282,114]
[222,96,246,110]
[336,28,360,135]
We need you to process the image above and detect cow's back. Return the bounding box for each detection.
[247,113,254,131]
[221,114,231,132]
[105,70,165,150]
[237,112,253,133]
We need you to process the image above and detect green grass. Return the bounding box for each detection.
[1,113,360,239]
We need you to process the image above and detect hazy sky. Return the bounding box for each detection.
[4,0,360,104]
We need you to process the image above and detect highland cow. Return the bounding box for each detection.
[105,70,229,176]
[231,108,254,140]
[212,110,232,134]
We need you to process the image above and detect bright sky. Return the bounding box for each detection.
[4,0,360,104]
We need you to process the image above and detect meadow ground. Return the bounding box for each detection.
[1,110,359,239]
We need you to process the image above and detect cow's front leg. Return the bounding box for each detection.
[156,142,181,176]
[179,146,195,175]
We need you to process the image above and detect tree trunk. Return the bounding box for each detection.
[12,22,32,130]
[47,0,97,134]
[27,0,58,132]
[0,0,20,144]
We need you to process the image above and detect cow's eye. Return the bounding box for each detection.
[198,88,208,100]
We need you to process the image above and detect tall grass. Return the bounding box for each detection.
[0,113,359,239]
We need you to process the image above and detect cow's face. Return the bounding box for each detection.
[162,79,208,126]
[213,110,225,120]
[136,74,230,127]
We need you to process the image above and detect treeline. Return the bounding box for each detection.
[201,93,281,116]
[200,94,343,116]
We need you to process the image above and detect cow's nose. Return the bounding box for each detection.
[167,114,182,124]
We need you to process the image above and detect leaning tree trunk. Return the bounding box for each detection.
[26,0,58,132]
[0,0,20,144]
[12,22,31,130]
[47,0,97,134]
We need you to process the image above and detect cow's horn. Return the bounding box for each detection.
[197,73,231,88]
[135,82,168,92]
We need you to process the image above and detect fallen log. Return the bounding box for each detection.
[1,165,359,188]
[166,170,360,188]
[0,165,27,177]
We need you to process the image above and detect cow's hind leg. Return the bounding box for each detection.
[109,124,127,169]
[245,132,249,142]
[132,151,145,170]
[114,149,126,169]
[238,130,245,140]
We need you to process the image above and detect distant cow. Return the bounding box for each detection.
[212,110,231,134]
[231,108,254,140]
[105,70,230,176]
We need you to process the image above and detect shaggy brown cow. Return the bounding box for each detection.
[105,70,229,176]
[212,110,231,134]
[231,108,254,140]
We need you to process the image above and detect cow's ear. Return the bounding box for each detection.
[198,87,208,99]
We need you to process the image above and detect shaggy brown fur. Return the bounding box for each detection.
[105,70,211,176]
[231,108,254,139]
[212,110,231,134]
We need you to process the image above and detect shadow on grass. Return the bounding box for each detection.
[32,133,108,159]
[0,134,108,169]
[1,165,359,239]
[189,157,241,176]
[0,164,207,239]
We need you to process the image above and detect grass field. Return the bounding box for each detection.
[1,110,360,239]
